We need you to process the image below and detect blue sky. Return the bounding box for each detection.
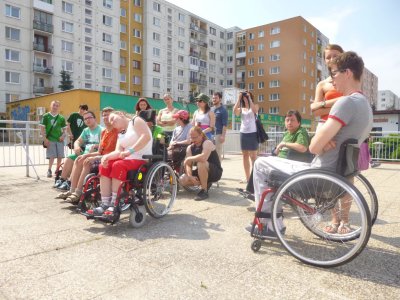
[167,0,400,96]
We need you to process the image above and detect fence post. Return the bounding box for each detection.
[25,122,30,177]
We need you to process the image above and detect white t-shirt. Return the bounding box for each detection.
[240,108,257,133]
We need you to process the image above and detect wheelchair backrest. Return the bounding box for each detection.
[336,138,359,177]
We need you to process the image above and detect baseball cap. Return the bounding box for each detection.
[195,93,210,102]
[172,110,189,121]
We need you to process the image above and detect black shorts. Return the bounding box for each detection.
[192,163,223,183]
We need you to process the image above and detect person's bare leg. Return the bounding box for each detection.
[197,161,209,190]
[242,151,250,182]
[60,157,74,180]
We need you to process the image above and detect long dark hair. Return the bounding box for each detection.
[135,98,152,112]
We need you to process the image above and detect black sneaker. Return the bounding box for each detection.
[237,188,255,201]
[194,189,209,201]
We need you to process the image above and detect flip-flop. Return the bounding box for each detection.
[338,221,353,234]
[323,223,339,234]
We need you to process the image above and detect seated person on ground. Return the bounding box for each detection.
[247,51,372,237]
[89,111,153,216]
[242,110,310,197]
[179,126,223,201]
[57,107,118,202]
[167,110,193,164]
[54,111,103,191]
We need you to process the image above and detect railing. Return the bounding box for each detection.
[33,43,53,53]
[224,130,400,162]
[33,85,54,94]
[0,120,70,177]
[33,20,54,33]
[33,65,53,74]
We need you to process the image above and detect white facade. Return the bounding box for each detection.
[0,0,120,112]
[372,111,400,132]
[377,90,399,111]
[142,0,238,102]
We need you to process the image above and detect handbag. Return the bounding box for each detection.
[358,141,370,171]
[43,114,59,149]
[255,115,269,144]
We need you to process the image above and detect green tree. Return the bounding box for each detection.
[58,70,74,91]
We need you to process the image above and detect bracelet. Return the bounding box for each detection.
[128,148,135,155]
[321,101,326,108]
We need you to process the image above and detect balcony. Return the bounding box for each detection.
[190,78,199,84]
[198,41,208,48]
[33,20,53,33]
[189,23,207,35]
[198,80,207,86]
[236,52,246,58]
[33,85,54,94]
[199,67,208,74]
[33,65,53,74]
[33,43,53,54]
[189,50,199,58]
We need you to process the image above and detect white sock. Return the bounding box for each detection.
[101,196,111,206]
[110,192,117,206]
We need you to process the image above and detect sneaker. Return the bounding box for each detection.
[66,193,80,204]
[58,180,71,191]
[53,179,65,189]
[103,206,114,215]
[194,189,209,201]
[47,169,52,178]
[56,191,72,200]
[87,204,110,216]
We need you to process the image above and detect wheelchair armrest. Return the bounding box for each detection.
[142,154,164,160]
[336,138,360,177]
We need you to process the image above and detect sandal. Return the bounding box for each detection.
[338,221,353,234]
[323,223,339,234]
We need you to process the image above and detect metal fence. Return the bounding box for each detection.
[224,130,400,162]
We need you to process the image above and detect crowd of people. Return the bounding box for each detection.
[42,47,373,237]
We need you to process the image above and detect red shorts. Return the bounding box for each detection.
[99,159,146,181]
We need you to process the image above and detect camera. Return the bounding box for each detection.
[242,92,247,97]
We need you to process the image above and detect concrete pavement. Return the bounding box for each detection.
[0,155,399,299]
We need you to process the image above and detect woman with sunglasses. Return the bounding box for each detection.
[191,93,215,141]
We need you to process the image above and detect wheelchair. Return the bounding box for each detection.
[250,139,374,268]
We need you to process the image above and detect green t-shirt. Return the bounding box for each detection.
[79,125,103,154]
[278,127,309,159]
[152,125,164,140]
[40,113,67,142]
[67,112,86,142]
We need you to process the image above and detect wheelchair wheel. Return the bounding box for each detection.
[116,181,134,212]
[272,169,371,268]
[353,174,378,225]
[129,205,147,228]
[143,162,177,218]
[79,173,101,212]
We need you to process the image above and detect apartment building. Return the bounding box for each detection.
[0,0,120,112]
[362,67,378,108]
[235,16,329,124]
[376,90,399,111]
[141,0,239,102]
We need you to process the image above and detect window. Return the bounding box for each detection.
[178,41,184,49]
[134,45,141,54]
[258,30,264,37]
[209,52,216,60]
[178,69,184,76]
[153,2,161,12]
[258,82,264,89]
[134,13,142,22]
[269,93,280,101]
[227,32,233,39]
[248,70,254,77]
[85,0,92,6]
[134,29,142,38]
[84,36,92,43]
[220,32,225,39]
[270,40,280,48]
[62,1,73,13]
[209,77,216,84]
[103,50,112,62]
[6,4,21,18]
[270,54,280,61]
[5,27,20,41]
[103,15,112,26]
[179,27,185,37]
[270,66,280,74]
[5,49,20,62]
[178,13,185,22]
[153,47,160,57]
[248,83,254,90]
[190,57,198,65]
[5,93,20,103]
[249,33,254,40]
[153,78,160,87]
[227,44,233,51]
[103,0,112,9]
[227,79,233,86]
[227,56,233,62]
[85,9,92,16]
[62,21,74,33]
[152,93,160,99]
[133,76,141,85]
[178,83,184,91]
[258,94,264,102]
[121,8,126,17]
[302,79,306,87]
[258,56,264,63]
[270,27,280,35]
[258,43,264,50]
[248,58,254,65]
[102,86,112,92]
[62,60,73,72]
[269,107,279,114]
[102,33,112,43]
[102,68,112,78]
[270,80,280,88]
[85,27,92,34]
[248,45,254,52]
[134,0,141,6]
[61,40,73,52]
[85,18,92,25]
[178,55,184,63]
[153,17,160,26]
[209,27,216,35]
[227,68,233,75]
[153,32,160,41]
[133,60,140,69]
[120,24,126,33]
[153,63,160,72]
[258,69,264,76]
[5,71,20,84]
[84,83,92,89]
[84,46,92,53]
